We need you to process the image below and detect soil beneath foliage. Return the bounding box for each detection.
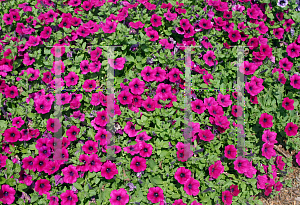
[259,148,300,205]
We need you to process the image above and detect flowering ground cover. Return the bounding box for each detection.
[0,0,300,204]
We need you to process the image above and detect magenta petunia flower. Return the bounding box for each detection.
[214,115,230,129]
[183,177,200,196]
[90,47,102,61]
[109,188,129,205]
[136,131,152,142]
[102,20,118,33]
[259,113,273,128]
[66,125,80,141]
[229,185,240,196]
[199,18,212,29]
[62,165,79,184]
[46,118,61,133]
[274,181,283,192]
[279,58,293,71]
[118,90,133,105]
[4,86,18,98]
[80,60,90,74]
[44,161,60,175]
[129,78,145,95]
[234,157,250,174]
[108,57,126,70]
[3,13,13,25]
[156,83,172,100]
[228,30,241,42]
[285,122,298,136]
[147,187,164,203]
[209,160,224,179]
[256,22,268,34]
[129,21,145,29]
[217,93,232,107]
[141,66,156,82]
[203,50,217,67]
[177,145,193,162]
[261,129,278,144]
[164,10,177,21]
[61,190,78,205]
[83,79,96,92]
[88,154,102,172]
[191,200,202,205]
[123,143,141,155]
[231,105,243,117]
[247,37,259,50]
[40,26,52,39]
[273,28,284,39]
[76,154,90,172]
[172,199,187,205]
[42,71,52,84]
[138,141,153,157]
[174,167,191,184]
[150,14,162,27]
[239,61,257,75]
[33,155,48,172]
[77,25,90,37]
[286,42,300,58]
[101,161,118,179]
[222,190,233,205]
[142,96,158,112]
[23,52,35,66]
[296,151,300,166]
[262,143,276,159]
[290,74,300,89]
[0,154,8,168]
[224,145,237,159]
[34,179,51,195]
[197,129,214,142]
[3,127,21,143]
[276,156,285,170]
[22,156,36,171]
[191,99,206,114]
[124,121,140,137]
[0,185,16,204]
[146,29,159,41]
[82,140,98,154]
[130,156,146,172]
[168,67,183,83]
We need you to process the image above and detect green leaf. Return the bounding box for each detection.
[126,55,134,62]
[18,183,28,191]
[149,175,163,185]
[0,120,7,131]
[172,193,181,198]
[82,42,86,50]
[30,193,39,203]
[73,182,83,190]
[6,178,16,186]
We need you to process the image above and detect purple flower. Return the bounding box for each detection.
[127,183,136,191]
[54,175,63,186]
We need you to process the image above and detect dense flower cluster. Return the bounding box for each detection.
[0,0,299,204]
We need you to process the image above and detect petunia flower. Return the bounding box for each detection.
[110,188,130,205]
[262,129,278,144]
[262,143,276,159]
[183,177,200,196]
[282,97,294,110]
[284,122,298,136]
[209,160,224,179]
[101,161,118,179]
[130,156,147,172]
